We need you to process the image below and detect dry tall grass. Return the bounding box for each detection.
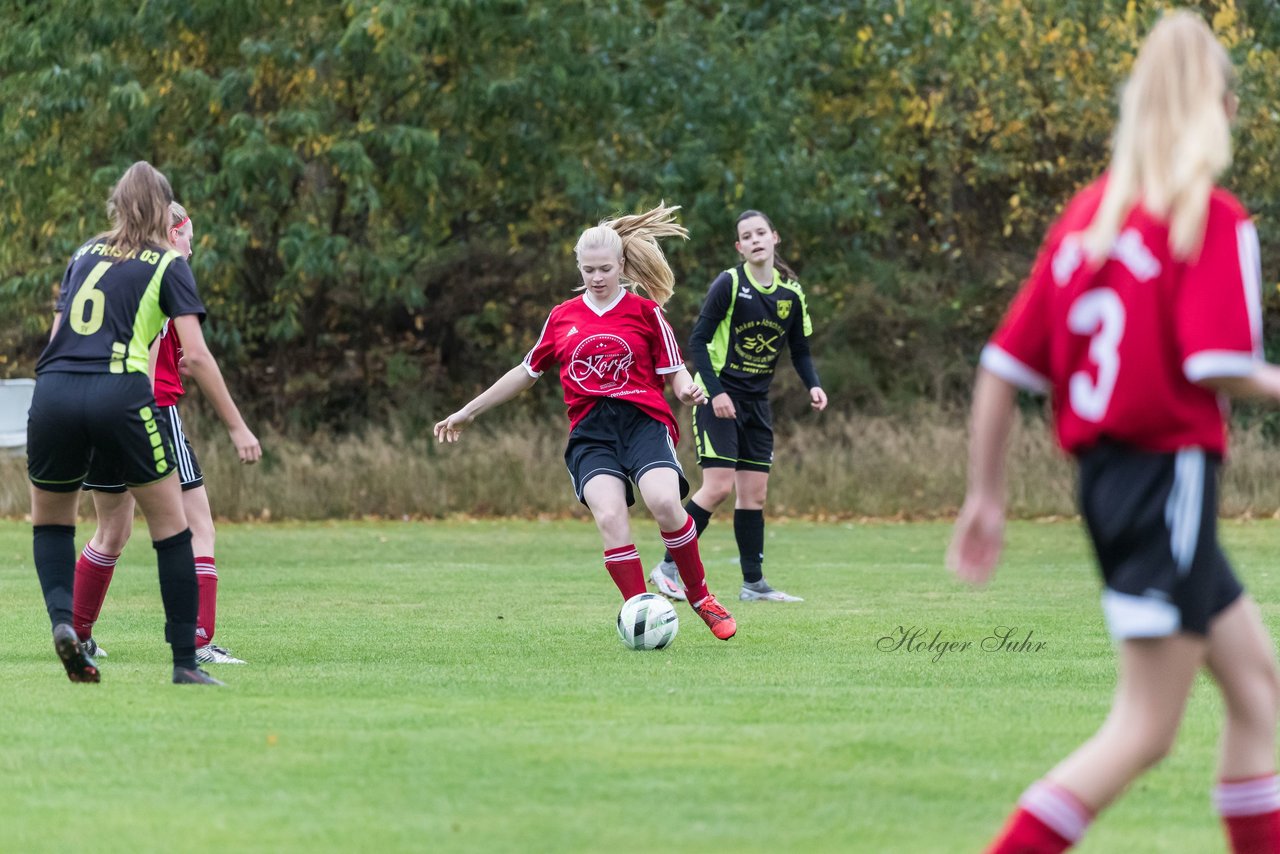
[6,408,1280,520]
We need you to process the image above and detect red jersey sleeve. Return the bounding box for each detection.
[980,234,1064,394]
[152,320,186,406]
[646,303,684,375]
[522,310,557,377]
[1178,196,1263,382]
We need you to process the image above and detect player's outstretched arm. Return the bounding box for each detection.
[1197,364,1280,401]
[434,365,539,443]
[946,368,1017,586]
[172,314,262,464]
[666,368,707,407]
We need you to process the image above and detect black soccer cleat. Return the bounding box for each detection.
[52,623,100,683]
[172,665,226,686]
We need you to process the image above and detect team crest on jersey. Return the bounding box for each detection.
[776,299,792,319]
[567,334,634,393]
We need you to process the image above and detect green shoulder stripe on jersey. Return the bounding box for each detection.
[696,267,739,396]
[776,277,813,337]
[126,250,180,373]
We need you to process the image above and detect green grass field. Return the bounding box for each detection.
[2,517,1278,853]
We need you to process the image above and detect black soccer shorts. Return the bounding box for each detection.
[691,395,773,472]
[564,398,689,507]
[27,372,178,492]
[83,404,204,493]
[1077,440,1243,639]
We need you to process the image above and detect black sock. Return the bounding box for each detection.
[664,499,713,563]
[735,509,765,583]
[33,524,77,628]
[154,528,198,669]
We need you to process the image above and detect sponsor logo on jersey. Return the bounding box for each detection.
[738,286,753,300]
[567,334,634,392]
[741,333,780,355]
[567,325,579,337]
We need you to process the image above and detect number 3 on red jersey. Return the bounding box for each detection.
[1067,288,1125,422]
[983,183,1261,455]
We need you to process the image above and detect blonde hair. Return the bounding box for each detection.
[1083,11,1234,262]
[170,200,189,227]
[574,203,689,306]
[98,161,175,261]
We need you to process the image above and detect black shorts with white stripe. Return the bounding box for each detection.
[1078,440,1242,639]
[564,398,688,507]
[83,403,204,493]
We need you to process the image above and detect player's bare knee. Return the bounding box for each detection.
[590,506,628,539]
[648,500,685,530]
[1241,661,1280,726]
[1108,710,1179,771]
[96,522,133,554]
[1264,661,1280,720]
[703,484,733,507]
[1129,730,1177,771]
[98,534,128,554]
[190,525,215,555]
[1214,642,1280,727]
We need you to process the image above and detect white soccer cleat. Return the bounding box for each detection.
[196,643,247,665]
[649,559,687,602]
[739,579,804,602]
[82,637,108,659]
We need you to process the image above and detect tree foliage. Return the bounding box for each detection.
[3,0,1279,427]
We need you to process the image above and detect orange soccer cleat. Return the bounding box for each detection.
[692,594,737,640]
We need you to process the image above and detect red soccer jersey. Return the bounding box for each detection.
[983,179,1262,456]
[523,289,686,441]
[152,319,185,407]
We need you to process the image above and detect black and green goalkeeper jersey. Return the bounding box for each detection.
[41,239,204,376]
[687,264,820,400]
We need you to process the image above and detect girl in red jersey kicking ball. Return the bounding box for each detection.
[434,204,737,641]
[949,12,1280,854]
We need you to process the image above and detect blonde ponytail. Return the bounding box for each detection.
[574,203,689,306]
[1083,11,1233,263]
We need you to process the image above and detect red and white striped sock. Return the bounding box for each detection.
[72,544,119,641]
[1214,774,1280,854]
[603,545,646,601]
[195,556,218,646]
[660,516,709,606]
[987,780,1093,854]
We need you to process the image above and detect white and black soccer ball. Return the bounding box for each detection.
[617,592,679,650]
